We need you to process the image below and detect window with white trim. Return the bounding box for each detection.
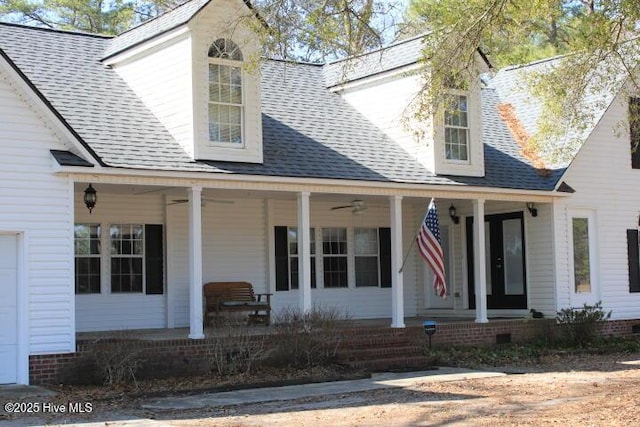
[571,217,592,294]
[73,223,164,295]
[74,224,101,294]
[288,227,316,289]
[444,94,469,162]
[355,228,379,287]
[208,39,244,145]
[110,224,144,293]
[322,228,348,288]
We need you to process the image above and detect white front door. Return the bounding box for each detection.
[0,234,18,384]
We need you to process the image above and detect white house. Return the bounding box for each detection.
[0,0,638,385]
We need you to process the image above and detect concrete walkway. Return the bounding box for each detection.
[142,367,506,411]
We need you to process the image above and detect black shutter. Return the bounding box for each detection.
[628,229,640,293]
[630,97,640,169]
[379,228,391,288]
[274,226,289,291]
[145,224,164,295]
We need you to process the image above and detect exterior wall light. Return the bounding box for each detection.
[526,202,538,217]
[84,184,97,213]
[449,204,460,224]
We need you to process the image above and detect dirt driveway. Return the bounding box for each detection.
[169,355,640,426]
[3,352,640,426]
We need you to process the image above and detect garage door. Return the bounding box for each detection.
[0,234,18,384]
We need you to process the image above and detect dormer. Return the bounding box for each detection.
[326,36,486,177]
[104,0,262,163]
[433,79,484,176]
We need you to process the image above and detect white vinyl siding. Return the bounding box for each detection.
[269,200,419,319]
[0,71,75,356]
[113,34,195,157]
[341,72,436,171]
[554,90,640,318]
[74,192,165,332]
[166,198,267,328]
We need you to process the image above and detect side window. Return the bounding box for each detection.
[629,97,640,169]
[208,39,244,145]
[74,224,101,294]
[570,216,594,294]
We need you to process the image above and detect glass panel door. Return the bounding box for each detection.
[503,219,525,295]
[467,212,527,309]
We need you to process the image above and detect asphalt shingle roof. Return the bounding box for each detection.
[103,0,211,59]
[491,56,622,168]
[323,35,426,87]
[0,22,561,191]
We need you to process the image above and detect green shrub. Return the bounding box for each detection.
[556,302,612,347]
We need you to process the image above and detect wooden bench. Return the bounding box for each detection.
[204,281,272,325]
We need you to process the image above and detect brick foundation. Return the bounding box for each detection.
[29,318,640,385]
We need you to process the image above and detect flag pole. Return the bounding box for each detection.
[399,199,434,273]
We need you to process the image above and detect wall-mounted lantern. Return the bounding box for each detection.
[84,184,97,214]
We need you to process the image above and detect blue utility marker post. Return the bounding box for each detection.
[423,320,437,350]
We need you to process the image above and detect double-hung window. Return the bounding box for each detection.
[110,224,144,293]
[74,224,101,294]
[275,226,392,290]
[444,94,470,162]
[73,223,164,295]
[322,228,348,288]
[208,39,243,145]
[274,226,316,290]
[355,228,379,287]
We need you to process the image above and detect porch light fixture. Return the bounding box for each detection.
[526,202,538,217]
[448,204,460,224]
[83,184,97,214]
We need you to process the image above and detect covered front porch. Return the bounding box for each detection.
[72,178,558,337]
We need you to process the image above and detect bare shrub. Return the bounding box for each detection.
[88,332,144,387]
[208,322,269,376]
[268,306,349,368]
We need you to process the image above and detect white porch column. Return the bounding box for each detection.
[390,195,405,328]
[297,191,312,312]
[188,186,205,339]
[473,198,489,323]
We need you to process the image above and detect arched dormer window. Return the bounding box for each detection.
[208,39,244,145]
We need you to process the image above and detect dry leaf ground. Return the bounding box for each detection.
[2,353,640,426]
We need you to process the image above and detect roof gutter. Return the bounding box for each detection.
[56,165,567,202]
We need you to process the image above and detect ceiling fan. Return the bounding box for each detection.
[330,199,368,214]
[167,199,235,206]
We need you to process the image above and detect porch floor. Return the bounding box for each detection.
[76,316,526,341]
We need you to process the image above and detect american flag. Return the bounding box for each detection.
[416,199,447,298]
